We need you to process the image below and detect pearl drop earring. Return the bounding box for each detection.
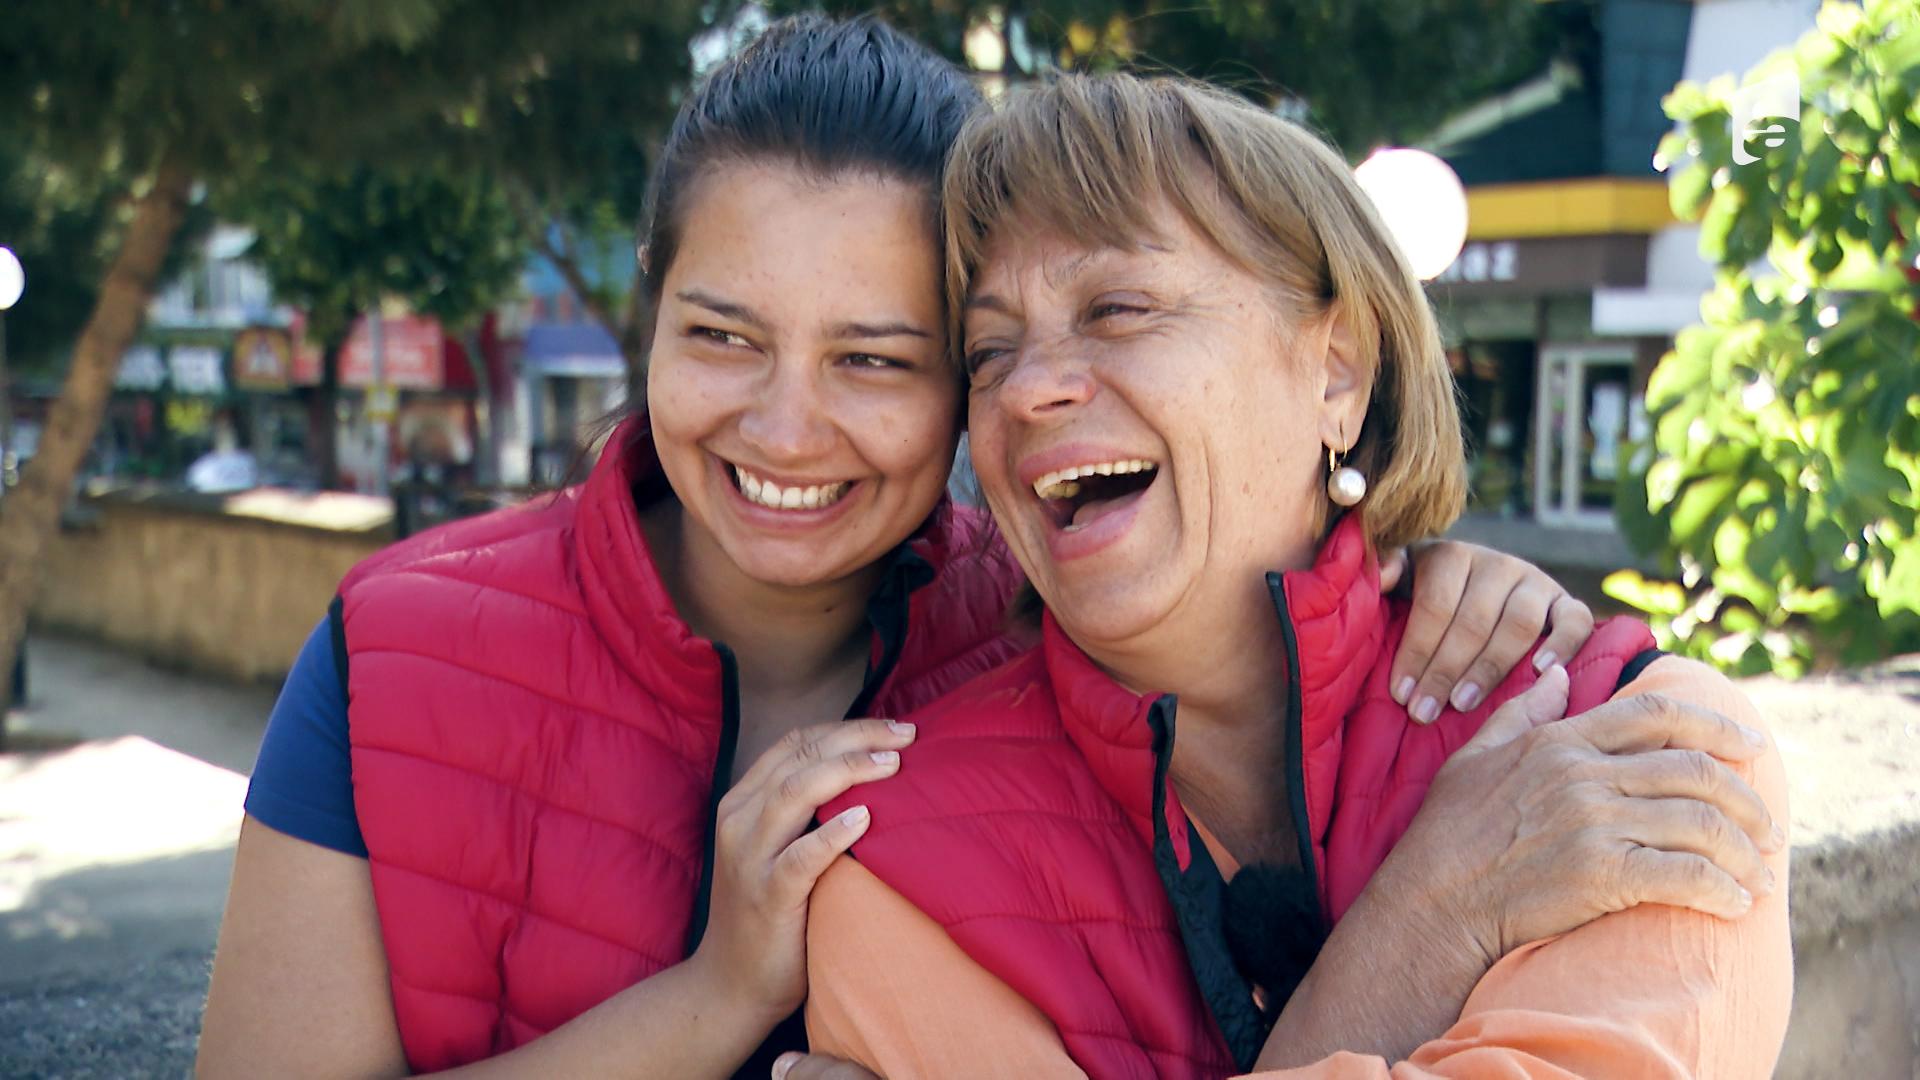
[1326,427,1367,507]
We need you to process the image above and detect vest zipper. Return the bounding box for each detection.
[683,641,741,956]
[1266,573,1323,910]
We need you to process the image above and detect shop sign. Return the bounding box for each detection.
[366,384,399,423]
[168,345,227,395]
[232,328,293,390]
[1434,241,1520,285]
[117,345,167,391]
[289,312,325,386]
[340,315,445,390]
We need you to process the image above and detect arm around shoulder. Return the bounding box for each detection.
[1242,654,1793,1079]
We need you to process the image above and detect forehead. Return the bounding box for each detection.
[672,162,942,312]
[966,205,1238,305]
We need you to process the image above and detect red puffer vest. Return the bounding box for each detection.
[337,416,1026,1071]
[830,513,1658,1079]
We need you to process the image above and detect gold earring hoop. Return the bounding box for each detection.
[1326,422,1367,507]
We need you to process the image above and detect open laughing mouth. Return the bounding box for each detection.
[1031,458,1159,532]
[728,462,855,511]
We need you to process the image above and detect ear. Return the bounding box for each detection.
[1315,302,1372,450]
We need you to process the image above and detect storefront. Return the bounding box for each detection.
[1428,185,1673,529]
[517,321,627,488]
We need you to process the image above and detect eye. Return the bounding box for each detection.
[692,326,752,348]
[1089,300,1147,321]
[843,353,909,371]
[964,346,1012,385]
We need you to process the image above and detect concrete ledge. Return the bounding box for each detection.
[30,486,396,683]
[1751,656,1920,1078]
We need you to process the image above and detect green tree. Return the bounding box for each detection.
[225,165,529,486]
[801,0,1563,153]
[1606,0,1920,676]
[0,0,701,707]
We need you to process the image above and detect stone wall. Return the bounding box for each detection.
[29,487,394,683]
[1754,659,1920,1078]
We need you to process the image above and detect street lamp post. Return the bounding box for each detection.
[0,247,25,489]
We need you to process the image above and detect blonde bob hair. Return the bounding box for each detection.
[943,73,1467,552]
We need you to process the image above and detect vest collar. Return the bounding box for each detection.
[574,415,725,721]
[1041,512,1391,856]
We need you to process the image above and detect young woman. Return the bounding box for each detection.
[801,73,1791,1079]
[199,19,1605,1079]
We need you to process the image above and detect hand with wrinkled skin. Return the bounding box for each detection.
[1380,666,1780,967]
[1382,540,1595,725]
[687,718,917,1033]
[1257,665,1782,1069]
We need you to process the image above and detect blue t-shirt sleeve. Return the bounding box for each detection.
[244,607,366,858]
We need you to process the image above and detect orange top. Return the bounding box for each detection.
[805,655,1793,1078]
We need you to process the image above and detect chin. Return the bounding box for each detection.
[1039,571,1177,647]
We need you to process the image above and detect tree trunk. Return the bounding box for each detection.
[309,338,344,489]
[461,328,495,486]
[0,157,194,710]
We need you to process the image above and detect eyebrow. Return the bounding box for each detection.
[829,319,932,341]
[962,293,1016,316]
[675,288,768,331]
[678,288,930,341]
[964,243,1175,314]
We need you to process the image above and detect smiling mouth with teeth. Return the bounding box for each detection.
[1032,458,1159,531]
[731,464,853,511]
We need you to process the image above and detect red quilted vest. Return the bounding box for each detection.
[338,416,1026,1071]
[832,513,1658,1079]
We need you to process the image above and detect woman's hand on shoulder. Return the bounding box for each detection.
[1378,668,1781,968]
[1384,540,1594,725]
[690,718,917,1026]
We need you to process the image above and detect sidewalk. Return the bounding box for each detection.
[1,634,276,1079]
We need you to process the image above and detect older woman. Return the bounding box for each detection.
[797,74,1792,1078]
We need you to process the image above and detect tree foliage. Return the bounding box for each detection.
[1606,0,1920,676]
[0,0,708,706]
[796,0,1563,153]
[227,167,528,346]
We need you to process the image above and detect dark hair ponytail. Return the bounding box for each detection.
[638,14,982,303]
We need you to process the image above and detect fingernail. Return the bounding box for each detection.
[887,720,917,737]
[1742,725,1766,748]
[1413,696,1440,725]
[870,750,899,767]
[1393,676,1415,704]
[1532,650,1557,673]
[1451,682,1481,711]
[1763,866,1776,894]
[1735,887,1754,913]
[772,1052,802,1080]
[1769,823,1785,851]
[841,805,870,827]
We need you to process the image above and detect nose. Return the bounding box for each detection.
[994,339,1096,422]
[738,365,838,464]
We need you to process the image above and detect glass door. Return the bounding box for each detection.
[1534,344,1639,527]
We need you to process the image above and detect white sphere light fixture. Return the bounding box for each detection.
[1352,149,1469,281]
[0,247,22,311]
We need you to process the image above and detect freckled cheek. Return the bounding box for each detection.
[845,395,958,484]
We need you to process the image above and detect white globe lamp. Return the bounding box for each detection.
[1353,149,1470,281]
[0,248,22,311]
[0,245,20,489]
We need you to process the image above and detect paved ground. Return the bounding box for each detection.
[1,634,273,1079]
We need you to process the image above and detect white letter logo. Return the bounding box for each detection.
[1731,71,1800,166]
